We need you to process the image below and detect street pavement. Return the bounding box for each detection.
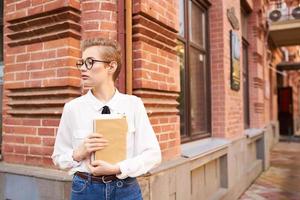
[239,142,300,200]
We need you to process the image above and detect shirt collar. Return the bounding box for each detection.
[86,87,121,112]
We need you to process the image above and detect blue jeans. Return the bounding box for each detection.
[70,173,143,200]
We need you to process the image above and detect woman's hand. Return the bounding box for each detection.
[86,159,121,176]
[73,133,109,161]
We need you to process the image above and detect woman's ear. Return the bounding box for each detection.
[108,61,117,73]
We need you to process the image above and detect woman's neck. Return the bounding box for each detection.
[92,82,116,104]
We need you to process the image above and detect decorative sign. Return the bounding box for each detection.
[227,7,239,30]
[230,30,240,91]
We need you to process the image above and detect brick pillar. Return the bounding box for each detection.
[210,0,245,138]
[132,0,180,160]
[247,1,268,128]
[209,0,243,138]
[223,0,245,138]
[209,0,227,137]
[2,0,82,167]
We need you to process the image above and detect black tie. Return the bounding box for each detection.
[101,106,110,114]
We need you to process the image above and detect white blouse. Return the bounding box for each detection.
[51,88,162,179]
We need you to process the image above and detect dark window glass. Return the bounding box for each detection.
[189,47,207,134]
[179,0,185,37]
[241,8,250,129]
[189,0,205,47]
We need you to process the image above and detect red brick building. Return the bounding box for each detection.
[0,0,285,199]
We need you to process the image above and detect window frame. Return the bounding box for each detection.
[242,38,250,129]
[241,6,251,129]
[178,0,211,143]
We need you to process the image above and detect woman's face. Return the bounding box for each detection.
[79,46,112,87]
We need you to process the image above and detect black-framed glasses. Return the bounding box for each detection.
[76,57,111,70]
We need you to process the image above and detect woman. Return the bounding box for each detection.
[51,38,162,200]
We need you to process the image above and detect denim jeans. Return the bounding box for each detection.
[70,173,143,200]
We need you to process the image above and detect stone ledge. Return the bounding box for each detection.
[181,138,230,159]
[244,128,265,139]
[147,157,188,175]
[0,160,188,181]
[148,138,230,175]
[211,188,228,200]
[0,138,233,180]
[0,162,72,181]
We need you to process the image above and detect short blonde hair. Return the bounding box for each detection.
[80,38,122,81]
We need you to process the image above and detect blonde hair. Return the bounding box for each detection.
[80,38,122,81]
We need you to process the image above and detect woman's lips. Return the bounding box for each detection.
[81,75,89,80]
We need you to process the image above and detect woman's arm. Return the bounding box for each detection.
[116,97,162,179]
[51,102,82,169]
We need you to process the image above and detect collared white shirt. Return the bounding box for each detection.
[51,88,162,179]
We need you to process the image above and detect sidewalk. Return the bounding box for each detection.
[239,142,300,200]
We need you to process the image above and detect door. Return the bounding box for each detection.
[278,87,293,136]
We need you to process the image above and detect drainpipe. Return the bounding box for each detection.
[117,0,132,94]
[125,0,132,95]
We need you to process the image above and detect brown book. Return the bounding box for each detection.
[92,114,128,164]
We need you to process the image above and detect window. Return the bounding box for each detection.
[241,7,250,129]
[242,40,250,128]
[177,0,211,143]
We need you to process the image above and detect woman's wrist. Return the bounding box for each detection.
[72,147,86,162]
[113,165,121,174]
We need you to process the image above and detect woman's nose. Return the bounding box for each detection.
[79,64,87,72]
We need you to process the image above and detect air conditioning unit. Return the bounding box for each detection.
[290,6,300,19]
[267,4,289,23]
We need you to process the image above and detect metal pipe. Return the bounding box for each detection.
[268,65,287,76]
[117,0,126,93]
[125,0,132,95]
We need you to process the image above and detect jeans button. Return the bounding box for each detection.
[116,180,123,187]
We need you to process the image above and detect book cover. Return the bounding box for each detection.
[92,114,128,164]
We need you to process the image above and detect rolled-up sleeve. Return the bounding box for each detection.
[51,102,82,169]
[116,97,162,179]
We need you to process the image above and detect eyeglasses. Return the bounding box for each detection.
[76,57,111,70]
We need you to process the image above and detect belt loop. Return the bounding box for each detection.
[88,173,92,183]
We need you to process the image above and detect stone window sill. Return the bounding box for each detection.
[149,138,230,175]
[181,137,230,159]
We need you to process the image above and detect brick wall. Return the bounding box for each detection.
[209,0,245,139]
[80,0,122,92]
[1,0,278,168]
[209,0,226,137]
[223,0,244,139]
[2,0,83,166]
[247,1,270,129]
[209,0,274,139]
[2,0,180,167]
[132,0,181,160]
